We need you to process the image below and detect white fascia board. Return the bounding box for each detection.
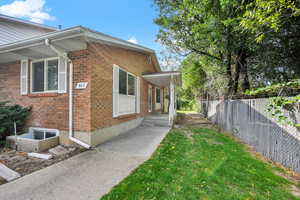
[142,72,181,77]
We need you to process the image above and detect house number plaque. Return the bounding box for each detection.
[76,82,88,89]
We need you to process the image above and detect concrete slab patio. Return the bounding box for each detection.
[0,123,170,200]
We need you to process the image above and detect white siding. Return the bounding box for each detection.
[0,19,52,45]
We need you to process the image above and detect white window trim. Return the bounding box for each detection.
[30,57,59,94]
[20,60,28,95]
[127,71,136,97]
[116,67,137,116]
[148,85,153,112]
[119,68,136,97]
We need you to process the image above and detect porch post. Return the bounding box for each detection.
[169,75,176,126]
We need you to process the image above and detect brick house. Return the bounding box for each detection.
[0,14,180,148]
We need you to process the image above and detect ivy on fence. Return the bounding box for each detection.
[245,80,300,128]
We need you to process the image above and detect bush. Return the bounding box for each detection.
[0,101,31,141]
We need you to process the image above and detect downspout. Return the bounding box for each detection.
[45,39,90,149]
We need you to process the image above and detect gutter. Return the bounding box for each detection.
[45,39,91,149]
[0,25,162,72]
[0,26,84,53]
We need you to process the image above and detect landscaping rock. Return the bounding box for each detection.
[0,146,81,185]
[49,145,69,156]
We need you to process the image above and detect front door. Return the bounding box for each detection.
[148,85,152,112]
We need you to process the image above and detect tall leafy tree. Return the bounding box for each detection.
[241,0,300,84]
[154,0,255,95]
[241,0,300,41]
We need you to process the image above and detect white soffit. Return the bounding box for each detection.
[0,36,87,63]
[142,72,181,87]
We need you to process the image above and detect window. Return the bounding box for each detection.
[113,65,139,117]
[156,88,161,103]
[32,58,58,93]
[128,74,135,95]
[119,69,127,95]
[118,69,136,96]
[30,128,58,140]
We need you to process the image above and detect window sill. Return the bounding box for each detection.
[28,93,60,97]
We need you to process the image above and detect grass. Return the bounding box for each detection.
[177,110,198,114]
[101,127,299,200]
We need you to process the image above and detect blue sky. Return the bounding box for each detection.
[0,0,163,53]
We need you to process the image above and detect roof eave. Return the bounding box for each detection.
[0,26,84,53]
[0,26,162,72]
[0,14,58,31]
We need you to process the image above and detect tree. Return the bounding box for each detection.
[241,0,300,84]
[180,54,228,98]
[158,49,181,71]
[154,0,255,95]
[241,0,300,41]
[0,101,31,142]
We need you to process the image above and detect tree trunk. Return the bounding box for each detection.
[233,53,242,94]
[240,51,250,92]
[233,50,250,94]
[225,28,234,96]
[226,52,234,96]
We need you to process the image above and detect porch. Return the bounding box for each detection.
[142,71,181,126]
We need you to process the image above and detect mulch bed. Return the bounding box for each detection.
[0,146,82,185]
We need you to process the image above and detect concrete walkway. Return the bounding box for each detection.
[0,124,170,200]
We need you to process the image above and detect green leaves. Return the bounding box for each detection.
[244,80,300,96]
[266,95,300,128]
[0,101,31,140]
[241,0,300,41]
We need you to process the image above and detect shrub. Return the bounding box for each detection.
[0,101,31,141]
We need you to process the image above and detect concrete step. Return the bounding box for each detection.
[142,119,170,127]
[144,115,169,121]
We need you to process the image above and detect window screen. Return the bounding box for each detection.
[119,69,127,95]
[47,60,58,91]
[32,61,44,92]
[128,74,135,95]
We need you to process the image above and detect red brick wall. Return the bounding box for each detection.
[88,43,161,131]
[0,43,162,134]
[0,61,69,131]
[69,49,92,132]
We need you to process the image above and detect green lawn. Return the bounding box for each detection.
[177,110,198,114]
[101,127,299,200]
